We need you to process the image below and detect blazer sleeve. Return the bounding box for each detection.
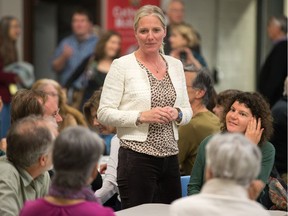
[97,59,139,127]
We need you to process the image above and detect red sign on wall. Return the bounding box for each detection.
[104,0,160,55]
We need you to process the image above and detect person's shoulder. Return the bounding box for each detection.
[272,97,287,112]
[20,198,51,216]
[58,35,75,43]
[0,158,21,190]
[118,53,135,61]
[260,141,275,153]
[244,200,271,216]
[112,53,136,66]
[272,39,287,52]
[170,195,204,213]
[0,157,18,177]
[201,134,214,145]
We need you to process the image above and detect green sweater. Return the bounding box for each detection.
[187,134,275,196]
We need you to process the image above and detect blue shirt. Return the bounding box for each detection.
[52,34,98,89]
[100,134,114,155]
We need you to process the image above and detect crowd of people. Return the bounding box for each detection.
[0,1,287,216]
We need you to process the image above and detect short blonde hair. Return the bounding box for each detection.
[171,23,199,48]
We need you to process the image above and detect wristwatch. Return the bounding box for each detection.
[175,108,183,123]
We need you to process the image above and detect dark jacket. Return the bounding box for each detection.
[258,40,287,107]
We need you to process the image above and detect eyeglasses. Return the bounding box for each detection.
[46,92,59,98]
[51,108,60,118]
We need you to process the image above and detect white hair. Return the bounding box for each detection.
[205,133,262,186]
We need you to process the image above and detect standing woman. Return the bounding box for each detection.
[65,30,121,108]
[98,5,192,209]
[0,16,21,138]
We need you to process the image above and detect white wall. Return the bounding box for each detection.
[215,0,256,92]
[0,0,23,60]
[33,1,57,80]
[162,0,257,92]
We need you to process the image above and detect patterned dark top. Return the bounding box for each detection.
[120,58,178,157]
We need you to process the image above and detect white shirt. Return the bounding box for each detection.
[95,136,120,204]
[170,179,270,216]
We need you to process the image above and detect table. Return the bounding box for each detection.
[115,204,169,216]
[115,203,288,216]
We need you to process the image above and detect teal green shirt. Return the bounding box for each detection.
[187,135,275,196]
[0,157,50,216]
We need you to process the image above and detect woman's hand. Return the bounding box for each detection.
[245,117,264,145]
[163,106,178,121]
[0,138,7,152]
[139,107,176,124]
[248,180,265,200]
[182,47,202,69]
[169,48,202,70]
[99,163,107,174]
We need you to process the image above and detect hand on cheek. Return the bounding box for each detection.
[245,117,264,145]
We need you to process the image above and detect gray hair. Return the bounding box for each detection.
[270,15,288,33]
[52,126,104,189]
[7,115,54,168]
[205,133,262,186]
[184,66,214,106]
[134,5,167,54]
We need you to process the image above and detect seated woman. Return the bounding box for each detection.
[20,126,115,216]
[83,90,120,210]
[188,91,275,203]
[83,90,116,155]
[32,79,88,131]
[169,23,207,68]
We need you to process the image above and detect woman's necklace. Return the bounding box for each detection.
[152,62,160,73]
[151,56,163,73]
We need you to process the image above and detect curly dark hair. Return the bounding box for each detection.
[221,91,273,145]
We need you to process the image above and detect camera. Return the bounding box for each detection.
[179,51,187,63]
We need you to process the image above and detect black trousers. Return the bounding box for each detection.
[117,147,181,209]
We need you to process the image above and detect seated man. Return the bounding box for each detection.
[0,89,61,155]
[170,133,270,216]
[0,116,55,216]
[178,65,220,175]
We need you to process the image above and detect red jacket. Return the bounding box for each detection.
[0,57,17,103]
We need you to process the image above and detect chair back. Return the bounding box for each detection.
[181,175,190,197]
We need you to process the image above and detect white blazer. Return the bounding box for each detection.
[98,53,192,142]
